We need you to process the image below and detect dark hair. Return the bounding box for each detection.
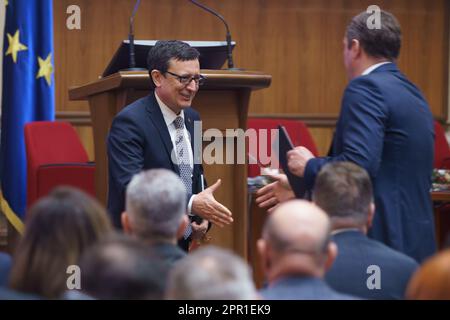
[346,10,402,60]
[80,234,169,300]
[147,40,200,88]
[313,162,373,225]
[9,187,112,298]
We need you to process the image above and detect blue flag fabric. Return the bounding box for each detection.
[1,0,55,232]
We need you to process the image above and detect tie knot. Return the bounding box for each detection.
[174,116,185,129]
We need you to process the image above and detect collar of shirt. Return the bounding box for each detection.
[361,61,392,76]
[155,92,185,128]
[331,228,361,236]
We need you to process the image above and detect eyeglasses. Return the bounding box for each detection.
[165,71,206,87]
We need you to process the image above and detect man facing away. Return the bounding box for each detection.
[258,200,356,300]
[122,169,191,266]
[258,10,435,262]
[314,162,418,300]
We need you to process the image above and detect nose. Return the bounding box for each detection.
[186,79,198,92]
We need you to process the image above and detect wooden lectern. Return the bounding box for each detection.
[69,70,271,258]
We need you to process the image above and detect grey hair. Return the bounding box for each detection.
[125,169,187,241]
[166,246,257,300]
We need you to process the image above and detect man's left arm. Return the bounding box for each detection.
[297,78,388,189]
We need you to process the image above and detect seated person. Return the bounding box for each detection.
[9,187,112,299]
[122,169,191,267]
[80,234,169,300]
[314,162,418,299]
[166,246,258,300]
[406,249,450,300]
[258,200,356,300]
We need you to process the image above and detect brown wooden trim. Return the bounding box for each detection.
[59,111,446,129]
[248,113,338,127]
[56,111,91,126]
[69,70,272,101]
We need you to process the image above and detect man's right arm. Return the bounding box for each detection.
[107,114,145,225]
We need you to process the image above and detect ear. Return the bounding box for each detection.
[151,69,163,88]
[367,202,375,229]
[350,39,362,58]
[324,241,338,272]
[257,238,271,272]
[176,215,189,240]
[121,212,132,234]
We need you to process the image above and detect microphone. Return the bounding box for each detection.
[188,0,236,69]
[126,0,145,71]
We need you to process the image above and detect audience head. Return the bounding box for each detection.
[344,10,401,79]
[313,162,375,233]
[122,169,188,244]
[258,200,336,282]
[166,246,257,300]
[9,186,112,298]
[80,234,169,300]
[406,249,450,300]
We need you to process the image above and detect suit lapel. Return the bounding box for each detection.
[146,93,180,175]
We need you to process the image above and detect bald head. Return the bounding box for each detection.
[264,200,331,255]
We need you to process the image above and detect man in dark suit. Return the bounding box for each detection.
[108,40,233,250]
[258,200,356,300]
[258,11,435,262]
[122,169,188,264]
[314,162,418,299]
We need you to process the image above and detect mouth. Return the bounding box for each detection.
[180,92,193,101]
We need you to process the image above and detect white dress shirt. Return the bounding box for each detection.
[155,92,196,214]
[361,61,392,76]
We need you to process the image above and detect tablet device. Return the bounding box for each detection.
[277,125,307,199]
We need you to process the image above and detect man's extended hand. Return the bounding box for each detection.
[255,173,295,212]
[192,179,233,227]
[287,146,315,177]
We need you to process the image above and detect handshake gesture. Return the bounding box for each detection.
[255,146,315,211]
[192,179,233,227]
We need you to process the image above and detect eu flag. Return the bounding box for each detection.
[1,0,55,232]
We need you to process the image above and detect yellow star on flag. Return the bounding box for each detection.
[36,53,54,86]
[5,30,28,63]
[5,0,8,7]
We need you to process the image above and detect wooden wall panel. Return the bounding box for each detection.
[54,0,448,154]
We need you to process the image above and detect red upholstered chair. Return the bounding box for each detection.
[246,118,319,177]
[24,121,95,210]
[434,121,450,169]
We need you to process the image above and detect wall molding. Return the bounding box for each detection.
[57,111,448,129]
[56,111,91,126]
[248,113,338,127]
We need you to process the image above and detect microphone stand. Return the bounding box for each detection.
[189,0,241,70]
[125,0,146,71]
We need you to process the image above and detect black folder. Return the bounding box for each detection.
[277,125,307,199]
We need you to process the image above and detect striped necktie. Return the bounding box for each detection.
[173,116,193,239]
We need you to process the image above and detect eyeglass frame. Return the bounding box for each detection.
[165,71,206,87]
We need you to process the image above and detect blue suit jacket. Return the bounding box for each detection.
[305,63,435,262]
[259,276,357,300]
[325,230,418,300]
[107,93,205,246]
[0,252,11,287]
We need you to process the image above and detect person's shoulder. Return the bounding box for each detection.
[184,106,201,120]
[117,95,152,119]
[365,237,419,268]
